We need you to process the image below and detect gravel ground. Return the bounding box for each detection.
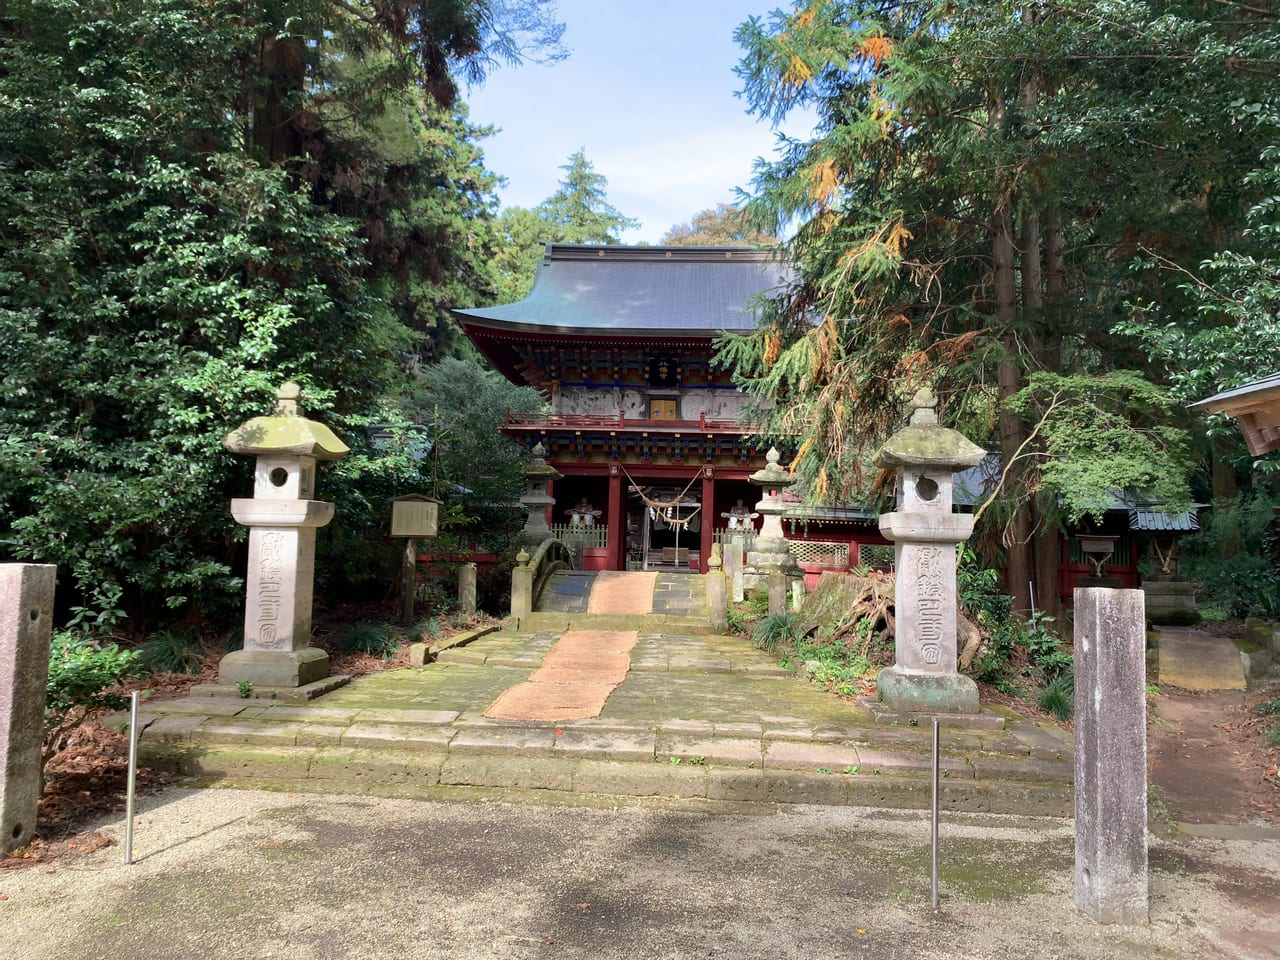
[1,787,1277,960]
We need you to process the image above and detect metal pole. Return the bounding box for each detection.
[931,717,940,910]
[124,691,139,865]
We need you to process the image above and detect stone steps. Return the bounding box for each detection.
[120,691,1074,816]
[132,738,1072,817]
[116,609,1076,817]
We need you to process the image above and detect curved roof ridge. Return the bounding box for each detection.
[453,243,792,337]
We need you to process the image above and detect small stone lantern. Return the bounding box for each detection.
[219,382,349,690]
[520,443,562,544]
[746,447,802,608]
[874,389,987,714]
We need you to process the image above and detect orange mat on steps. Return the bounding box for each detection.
[585,571,657,615]
[483,630,639,722]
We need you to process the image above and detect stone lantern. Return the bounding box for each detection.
[219,382,349,691]
[520,443,562,544]
[874,389,987,713]
[746,446,802,609]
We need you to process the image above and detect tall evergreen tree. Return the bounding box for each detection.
[723,0,1275,613]
[0,0,560,627]
[491,149,641,302]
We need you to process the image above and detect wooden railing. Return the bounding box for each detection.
[505,412,747,433]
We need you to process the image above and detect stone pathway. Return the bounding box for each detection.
[1155,627,1247,690]
[484,629,638,721]
[120,573,1075,815]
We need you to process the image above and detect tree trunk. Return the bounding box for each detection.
[1020,209,1063,619]
[1211,434,1241,558]
[252,35,305,164]
[995,195,1032,615]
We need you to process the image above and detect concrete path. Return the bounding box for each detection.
[121,573,1074,816]
[1155,627,1248,690]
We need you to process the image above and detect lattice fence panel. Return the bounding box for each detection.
[788,540,850,566]
[857,544,895,569]
[551,524,609,548]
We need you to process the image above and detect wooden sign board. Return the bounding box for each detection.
[390,495,440,538]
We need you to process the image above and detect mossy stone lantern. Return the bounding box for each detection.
[873,388,987,714]
[746,446,802,608]
[219,382,349,691]
[520,443,562,544]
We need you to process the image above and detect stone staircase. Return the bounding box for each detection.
[119,569,1076,816]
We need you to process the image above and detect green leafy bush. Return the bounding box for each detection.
[44,631,140,776]
[1181,493,1279,618]
[727,589,770,636]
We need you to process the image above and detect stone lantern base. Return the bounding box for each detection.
[876,665,979,714]
[218,647,332,689]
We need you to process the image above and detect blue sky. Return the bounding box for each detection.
[460,1,814,245]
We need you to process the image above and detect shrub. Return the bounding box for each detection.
[1181,492,1280,617]
[44,631,140,778]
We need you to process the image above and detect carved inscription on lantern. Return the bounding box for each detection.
[916,546,945,665]
[257,531,285,648]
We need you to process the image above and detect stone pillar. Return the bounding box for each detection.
[219,382,348,690]
[725,538,745,603]
[511,550,533,620]
[767,568,788,617]
[706,545,728,632]
[1074,587,1149,925]
[873,389,987,714]
[458,562,477,616]
[1,564,55,853]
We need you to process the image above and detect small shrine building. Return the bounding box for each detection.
[453,243,886,577]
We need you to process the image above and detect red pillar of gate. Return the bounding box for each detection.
[700,467,715,573]
[606,463,624,570]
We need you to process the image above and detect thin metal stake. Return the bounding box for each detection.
[124,691,139,865]
[931,717,940,911]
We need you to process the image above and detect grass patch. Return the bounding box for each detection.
[342,621,402,659]
[139,628,204,675]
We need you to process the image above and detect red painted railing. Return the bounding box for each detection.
[504,412,747,433]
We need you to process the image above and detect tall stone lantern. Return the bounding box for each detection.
[220,382,349,690]
[874,389,987,713]
[520,443,562,544]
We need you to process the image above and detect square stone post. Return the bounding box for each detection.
[458,562,477,615]
[725,539,745,603]
[706,545,728,632]
[1074,587,1149,925]
[511,550,533,620]
[1,564,56,853]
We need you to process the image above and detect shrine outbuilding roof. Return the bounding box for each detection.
[1191,371,1280,456]
[453,244,791,339]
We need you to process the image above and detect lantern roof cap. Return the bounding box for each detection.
[749,446,795,488]
[223,382,350,460]
[874,388,986,470]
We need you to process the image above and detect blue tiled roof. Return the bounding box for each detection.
[454,244,791,337]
